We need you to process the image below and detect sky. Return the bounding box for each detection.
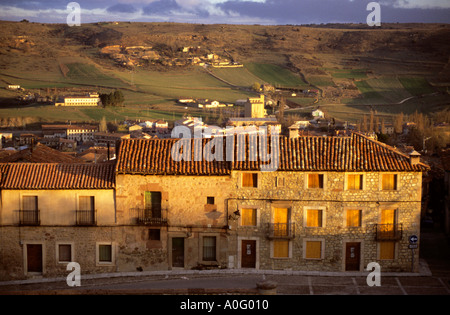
[0,0,449,25]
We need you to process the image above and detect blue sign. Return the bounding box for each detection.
[409,235,418,244]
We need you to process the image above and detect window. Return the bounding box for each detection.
[98,244,112,263]
[308,173,324,189]
[145,191,162,218]
[305,241,322,259]
[306,209,323,227]
[149,229,161,241]
[346,210,362,227]
[203,236,216,261]
[23,196,38,211]
[273,240,289,258]
[78,196,95,225]
[206,197,215,205]
[379,242,395,260]
[241,208,257,226]
[347,174,363,190]
[21,196,39,225]
[242,173,258,188]
[382,174,397,190]
[58,244,72,263]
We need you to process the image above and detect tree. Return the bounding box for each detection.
[100,90,125,107]
[394,112,404,134]
[251,82,261,92]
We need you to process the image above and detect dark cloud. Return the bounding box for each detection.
[107,3,138,14]
[142,0,181,15]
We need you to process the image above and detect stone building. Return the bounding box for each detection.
[0,133,429,280]
[0,163,116,280]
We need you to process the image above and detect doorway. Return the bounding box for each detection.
[345,242,361,271]
[172,237,184,268]
[241,240,256,268]
[26,244,43,273]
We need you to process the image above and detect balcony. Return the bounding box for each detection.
[19,210,40,226]
[76,210,97,226]
[375,224,403,241]
[267,223,295,239]
[132,207,168,226]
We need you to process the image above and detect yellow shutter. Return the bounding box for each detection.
[308,174,320,188]
[382,174,397,190]
[346,210,361,227]
[243,173,257,187]
[306,241,322,259]
[241,208,256,226]
[307,210,322,227]
[379,241,395,259]
[273,240,289,258]
[348,174,362,190]
[274,208,289,236]
[381,209,396,225]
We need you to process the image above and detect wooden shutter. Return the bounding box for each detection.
[305,241,322,259]
[346,210,361,227]
[79,196,94,211]
[273,240,289,258]
[307,209,322,227]
[348,174,362,190]
[381,209,396,225]
[203,236,216,261]
[382,174,397,190]
[379,241,395,260]
[23,196,37,211]
[243,173,257,187]
[274,208,289,236]
[241,208,256,226]
[58,244,72,262]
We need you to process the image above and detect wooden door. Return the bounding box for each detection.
[345,242,361,271]
[241,240,256,268]
[172,237,184,268]
[27,244,43,273]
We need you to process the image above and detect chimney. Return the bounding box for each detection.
[409,150,421,166]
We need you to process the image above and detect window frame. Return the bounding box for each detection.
[96,242,115,266]
[380,173,399,191]
[303,206,326,228]
[240,207,258,227]
[344,208,363,228]
[200,234,219,264]
[306,173,326,190]
[345,173,365,191]
[303,239,325,260]
[242,172,259,188]
[271,240,291,259]
[56,242,74,264]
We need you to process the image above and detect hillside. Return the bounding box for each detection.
[0,20,449,124]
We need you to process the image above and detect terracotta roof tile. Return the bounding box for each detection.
[0,163,115,189]
[116,133,429,175]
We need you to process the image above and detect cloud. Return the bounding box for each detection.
[107,3,139,14]
[142,0,181,15]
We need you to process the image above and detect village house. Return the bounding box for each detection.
[42,124,98,143]
[0,163,116,279]
[0,133,429,280]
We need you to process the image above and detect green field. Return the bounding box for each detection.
[398,77,436,96]
[330,69,368,79]
[209,67,266,87]
[245,63,309,88]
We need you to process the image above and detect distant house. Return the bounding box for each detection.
[55,93,101,107]
[42,124,98,143]
[7,85,20,90]
[312,109,325,119]
[93,132,130,147]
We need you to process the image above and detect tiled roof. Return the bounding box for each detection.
[0,163,115,189]
[116,138,230,175]
[116,133,429,175]
[0,144,85,164]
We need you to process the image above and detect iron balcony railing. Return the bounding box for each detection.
[132,207,168,226]
[19,210,40,226]
[267,223,295,239]
[375,223,403,241]
[76,210,97,226]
